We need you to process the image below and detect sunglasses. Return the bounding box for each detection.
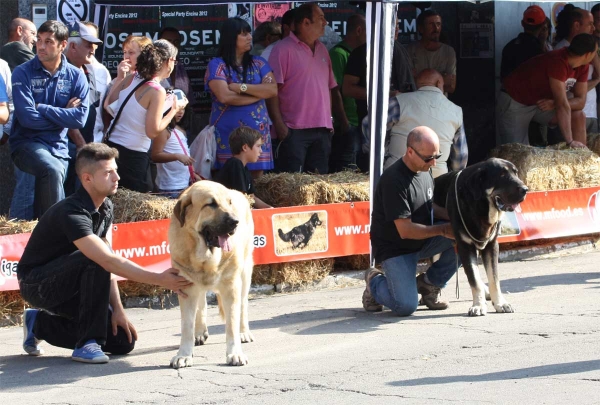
[409,146,442,163]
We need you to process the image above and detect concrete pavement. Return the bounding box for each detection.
[1,251,599,404]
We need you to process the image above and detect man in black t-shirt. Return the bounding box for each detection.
[18,143,192,364]
[364,126,458,315]
[500,6,547,80]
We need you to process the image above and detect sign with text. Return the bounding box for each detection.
[57,0,89,25]
[102,5,229,112]
[2,189,600,291]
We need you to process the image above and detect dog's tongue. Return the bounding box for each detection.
[218,235,231,252]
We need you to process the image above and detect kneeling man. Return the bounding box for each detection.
[497,33,597,148]
[18,143,192,364]
[363,127,458,315]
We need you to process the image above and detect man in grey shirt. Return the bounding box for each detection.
[0,18,36,71]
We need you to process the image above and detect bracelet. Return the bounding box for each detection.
[567,140,573,146]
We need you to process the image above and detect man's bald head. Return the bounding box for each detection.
[416,69,444,91]
[407,126,439,149]
[8,18,36,48]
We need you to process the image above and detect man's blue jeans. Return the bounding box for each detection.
[370,236,459,316]
[12,142,68,217]
[9,166,35,220]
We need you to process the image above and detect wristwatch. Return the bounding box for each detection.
[240,83,248,93]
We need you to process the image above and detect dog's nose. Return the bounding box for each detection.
[519,185,528,195]
[225,215,239,228]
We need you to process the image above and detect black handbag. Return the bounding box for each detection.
[103,78,149,143]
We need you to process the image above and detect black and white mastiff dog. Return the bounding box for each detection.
[433,158,528,316]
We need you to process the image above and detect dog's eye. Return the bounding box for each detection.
[204,200,218,209]
[229,199,232,205]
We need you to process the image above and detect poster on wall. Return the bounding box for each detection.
[253,3,292,28]
[459,23,494,59]
[396,4,418,46]
[102,5,229,113]
[228,3,253,26]
[293,1,360,49]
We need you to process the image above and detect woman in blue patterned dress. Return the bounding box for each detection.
[205,17,277,176]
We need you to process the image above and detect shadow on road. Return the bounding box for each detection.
[500,272,600,294]
[0,353,161,392]
[388,359,600,386]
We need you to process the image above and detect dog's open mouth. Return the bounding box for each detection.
[201,228,235,252]
[494,196,521,212]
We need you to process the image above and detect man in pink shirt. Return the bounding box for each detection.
[267,3,347,174]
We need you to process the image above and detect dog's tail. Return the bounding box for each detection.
[278,228,291,242]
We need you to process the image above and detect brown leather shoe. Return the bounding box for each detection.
[363,268,384,312]
[416,274,449,310]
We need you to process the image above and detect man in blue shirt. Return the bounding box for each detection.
[10,20,89,217]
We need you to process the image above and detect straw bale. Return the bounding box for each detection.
[0,290,25,322]
[587,133,600,157]
[490,143,600,191]
[0,216,37,236]
[118,280,170,298]
[254,171,370,207]
[252,258,334,285]
[110,189,177,223]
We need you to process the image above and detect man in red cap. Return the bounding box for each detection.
[500,5,548,79]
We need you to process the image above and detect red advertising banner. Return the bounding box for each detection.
[2,188,600,291]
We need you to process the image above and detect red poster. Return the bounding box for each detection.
[253,3,292,28]
[2,188,600,291]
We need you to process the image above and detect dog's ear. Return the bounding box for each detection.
[465,167,488,201]
[173,194,192,227]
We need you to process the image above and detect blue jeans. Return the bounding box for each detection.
[9,166,35,220]
[64,142,81,196]
[12,141,69,217]
[370,235,459,316]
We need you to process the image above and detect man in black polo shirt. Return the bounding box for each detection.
[363,126,457,315]
[500,5,548,80]
[18,143,192,364]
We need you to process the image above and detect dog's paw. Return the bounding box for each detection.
[195,330,209,346]
[468,304,487,316]
[493,301,515,313]
[240,331,254,343]
[226,351,248,366]
[170,355,194,369]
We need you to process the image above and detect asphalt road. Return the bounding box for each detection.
[1,251,599,404]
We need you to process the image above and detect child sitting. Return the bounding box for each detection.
[150,102,199,199]
[215,127,272,209]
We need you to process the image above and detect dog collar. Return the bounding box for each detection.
[454,170,500,246]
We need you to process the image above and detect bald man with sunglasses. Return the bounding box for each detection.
[363,126,459,316]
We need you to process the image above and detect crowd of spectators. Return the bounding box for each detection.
[3,3,600,220]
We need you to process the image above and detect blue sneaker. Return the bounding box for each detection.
[71,340,109,364]
[22,309,44,356]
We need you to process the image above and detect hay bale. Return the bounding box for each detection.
[0,216,37,236]
[587,133,600,157]
[118,280,170,298]
[110,189,177,223]
[491,143,600,191]
[254,171,370,207]
[252,258,334,285]
[0,290,25,323]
